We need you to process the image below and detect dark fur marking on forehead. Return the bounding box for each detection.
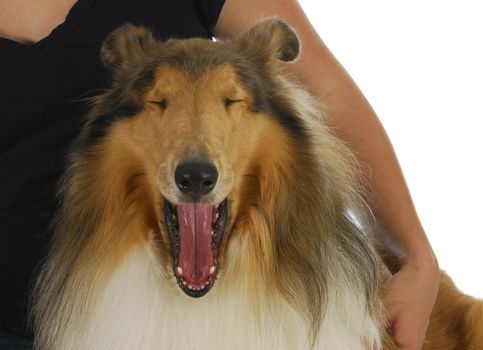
[226,56,307,139]
[161,39,309,139]
[78,38,308,149]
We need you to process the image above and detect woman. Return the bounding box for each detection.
[0,0,438,349]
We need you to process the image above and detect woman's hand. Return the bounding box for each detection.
[384,254,440,350]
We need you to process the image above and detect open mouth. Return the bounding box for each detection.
[163,198,228,297]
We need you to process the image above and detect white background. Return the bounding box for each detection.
[299,0,483,298]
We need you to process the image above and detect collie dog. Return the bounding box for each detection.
[32,19,483,349]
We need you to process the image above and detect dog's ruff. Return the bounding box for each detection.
[71,240,379,350]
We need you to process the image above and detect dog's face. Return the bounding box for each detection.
[83,19,301,297]
[143,62,264,298]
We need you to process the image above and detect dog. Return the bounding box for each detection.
[31,18,483,349]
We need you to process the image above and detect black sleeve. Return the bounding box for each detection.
[192,0,225,32]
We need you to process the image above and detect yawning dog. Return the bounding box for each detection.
[32,18,483,349]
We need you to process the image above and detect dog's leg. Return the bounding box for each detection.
[423,272,483,349]
[460,297,483,348]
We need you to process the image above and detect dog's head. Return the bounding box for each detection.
[68,19,374,314]
[74,18,309,297]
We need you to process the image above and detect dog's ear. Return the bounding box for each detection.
[101,24,156,70]
[236,18,300,62]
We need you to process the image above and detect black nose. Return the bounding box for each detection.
[175,160,218,198]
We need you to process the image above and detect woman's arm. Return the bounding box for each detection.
[215,1,439,349]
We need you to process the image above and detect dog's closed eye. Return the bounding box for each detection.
[148,99,168,110]
[223,98,243,108]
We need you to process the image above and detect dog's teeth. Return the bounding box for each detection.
[177,266,183,275]
[182,280,187,286]
[209,266,216,275]
[213,212,219,223]
[188,284,192,290]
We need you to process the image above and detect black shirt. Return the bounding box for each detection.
[0,0,225,336]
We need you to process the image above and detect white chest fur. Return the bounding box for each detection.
[58,243,381,350]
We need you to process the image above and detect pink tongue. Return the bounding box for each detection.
[177,204,214,285]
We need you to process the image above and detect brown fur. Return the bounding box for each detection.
[31,18,483,350]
